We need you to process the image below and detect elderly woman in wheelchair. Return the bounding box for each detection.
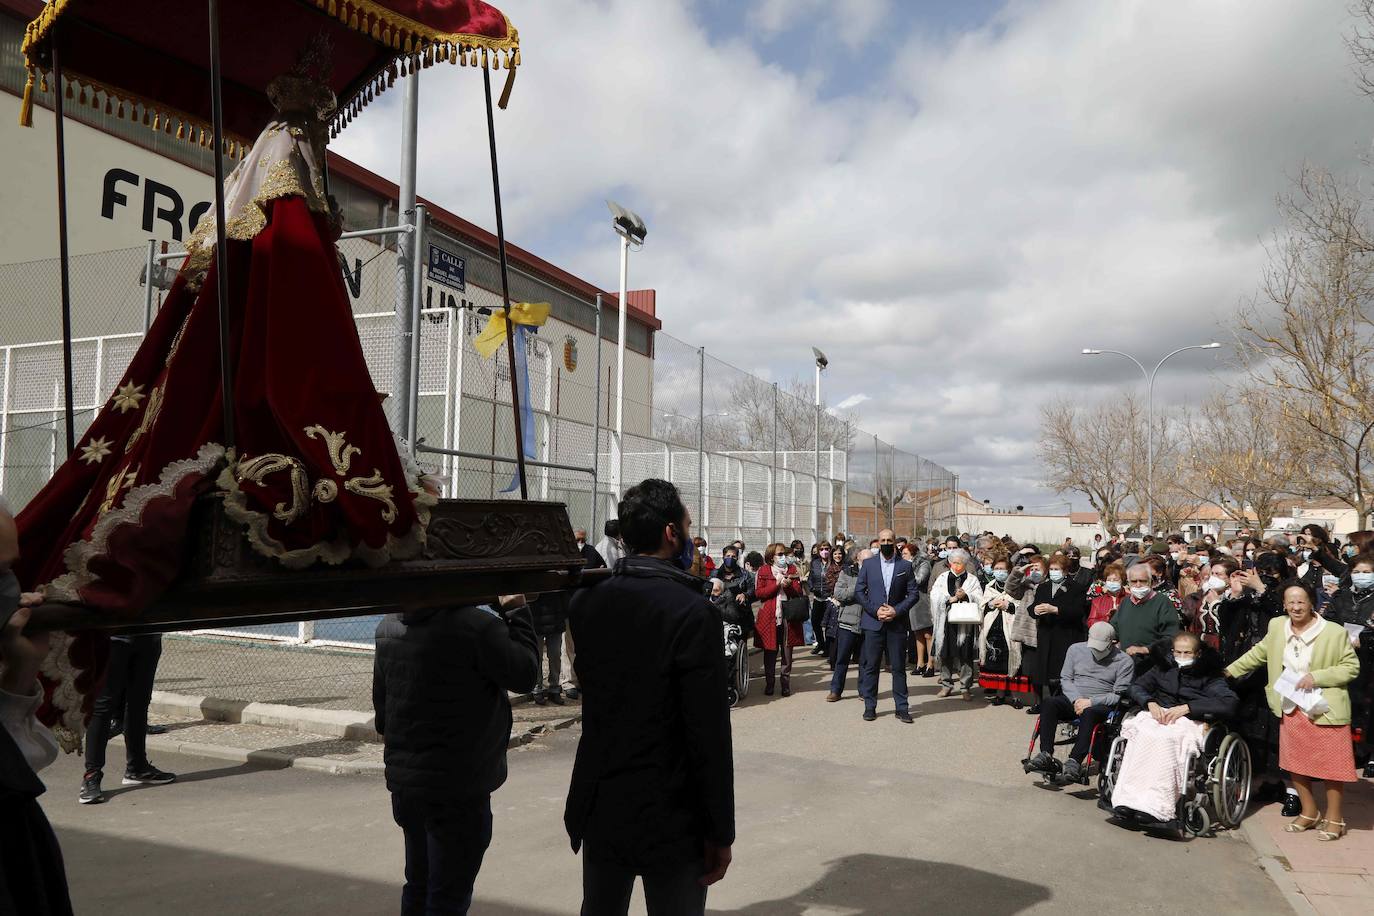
[1100,632,1250,835]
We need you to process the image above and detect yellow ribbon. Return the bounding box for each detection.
[473,302,549,359]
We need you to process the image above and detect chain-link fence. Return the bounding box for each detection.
[1,239,958,711]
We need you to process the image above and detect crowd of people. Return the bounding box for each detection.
[698,525,1370,838]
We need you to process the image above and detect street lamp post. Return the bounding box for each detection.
[812,347,829,544]
[1081,342,1222,534]
[607,201,647,500]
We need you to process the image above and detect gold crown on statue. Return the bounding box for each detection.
[267,32,337,122]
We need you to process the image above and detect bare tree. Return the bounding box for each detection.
[1175,391,1296,530]
[709,375,857,454]
[1037,396,1142,534]
[1237,167,1374,528]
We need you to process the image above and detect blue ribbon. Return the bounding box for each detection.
[501,323,538,493]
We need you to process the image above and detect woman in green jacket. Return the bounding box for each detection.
[1226,580,1361,841]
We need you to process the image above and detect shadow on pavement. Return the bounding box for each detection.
[55,825,1052,916]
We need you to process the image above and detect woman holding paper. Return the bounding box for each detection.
[1226,580,1361,841]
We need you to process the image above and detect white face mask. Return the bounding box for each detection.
[1104,580,1122,593]
[1175,657,1195,669]
[1204,576,1227,592]
[1352,572,1374,589]
[1091,646,1112,661]
[1130,585,1151,600]
[1049,570,1064,583]
[698,546,707,556]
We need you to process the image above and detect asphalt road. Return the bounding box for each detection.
[40,653,1293,915]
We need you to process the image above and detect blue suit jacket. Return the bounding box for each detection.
[856,555,918,632]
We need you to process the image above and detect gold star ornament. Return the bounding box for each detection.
[80,437,113,465]
[112,382,146,414]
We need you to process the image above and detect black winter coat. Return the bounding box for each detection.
[565,556,735,869]
[1029,579,1088,688]
[372,604,539,800]
[1129,641,1239,720]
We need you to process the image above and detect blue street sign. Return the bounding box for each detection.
[427,244,466,292]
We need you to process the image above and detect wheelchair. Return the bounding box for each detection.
[1097,710,1252,837]
[724,622,750,707]
[1020,706,1124,786]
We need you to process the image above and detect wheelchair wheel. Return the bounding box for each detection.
[735,646,750,699]
[1211,733,1252,829]
[1182,801,1211,838]
[1098,735,1125,800]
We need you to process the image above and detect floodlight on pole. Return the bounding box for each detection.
[813,347,829,543]
[607,199,647,501]
[1081,341,1223,534]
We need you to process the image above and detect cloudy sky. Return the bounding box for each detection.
[335,0,1374,508]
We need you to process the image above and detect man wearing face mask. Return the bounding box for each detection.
[567,478,734,914]
[1026,622,1133,783]
[1111,564,1181,671]
[855,530,920,722]
[1061,546,1093,590]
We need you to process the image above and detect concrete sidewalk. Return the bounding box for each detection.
[1243,779,1374,916]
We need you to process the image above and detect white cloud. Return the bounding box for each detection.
[833,393,871,411]
[334,0,1374,507]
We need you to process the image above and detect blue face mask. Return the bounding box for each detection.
[1049,570,1064,583]
[992,569,1009,583]
[1104,580,1122,593]
[673,526,695,571]
[939,550,950,559]
[1353,572,1374,590]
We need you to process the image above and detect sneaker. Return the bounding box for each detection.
[547,693,566,706]
[895,711,914,724]
[79,771,105,805]
[862,709,877,722]
[1059,758,1084,783]
[565,688,581,700]
[1025,751,1057,774]
[123,764,176,786]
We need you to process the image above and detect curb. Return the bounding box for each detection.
[1240,815,1319,916]
[111,734,384,776]
[150,690,380,743]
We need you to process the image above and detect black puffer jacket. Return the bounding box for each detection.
[372,604,539,799]
[1128,640,1238,720]
[566,555,734,869]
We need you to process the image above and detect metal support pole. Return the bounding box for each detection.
[143,238,158,331]
[697,346,705,529]
[207,0,236,451]
[392,70,419,440]
[591,294,603,534]
[483,65,528,499]
[842,421,850,538]
[50,33,75,456]
[813,363,821,545]
[613,235,630,499]
[405,205,427,450]
[771,382,778,543]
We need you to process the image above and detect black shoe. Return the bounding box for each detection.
[1008,697,1024,710]
[863,709,877,722]
[764,684,775,696]
[1055,758,1084,785]
[1365,760,1374,778]
[565,688,580,700]
[548,693,566,706]
[123,764,176,786]
[1281,792,1302,817]
[896,711,914,724]
[810,647,824,656]
[780,686,791,698]
[1025,704,1041,715]
[989,696,1005,706]
[146,723,167,736]
[79,771,105,805]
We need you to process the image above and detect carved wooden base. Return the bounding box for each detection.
[28,495,593,634]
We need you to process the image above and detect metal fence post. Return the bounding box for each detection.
[697,346,705,533]
[771,382,778,544]
[591,294,603,535]
[143,238,157,331]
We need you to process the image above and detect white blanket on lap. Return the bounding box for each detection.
[1110,715,1207,821]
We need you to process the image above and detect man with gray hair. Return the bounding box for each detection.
[1112,564,1180,669]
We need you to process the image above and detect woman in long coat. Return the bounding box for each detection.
[755,542,805,697]
[1027,553,1088,711]
[931,549,984,699]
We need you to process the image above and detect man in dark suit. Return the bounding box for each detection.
[566,479,734,916]
[856,529,920,723]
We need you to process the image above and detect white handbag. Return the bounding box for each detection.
[946,601,981,625]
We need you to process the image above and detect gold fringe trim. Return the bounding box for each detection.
[18,68,34,126]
